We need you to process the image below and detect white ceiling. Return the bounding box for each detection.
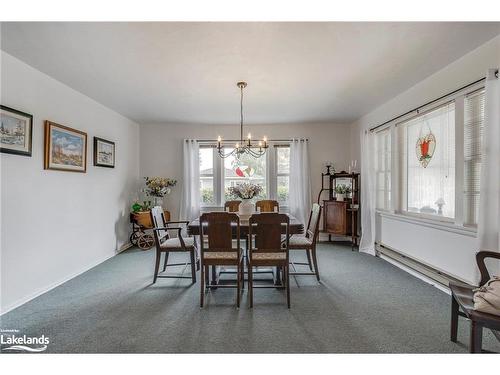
[1,22,499,125]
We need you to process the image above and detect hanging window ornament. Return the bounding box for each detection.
[234,165,255,177]
[415,120,436,168]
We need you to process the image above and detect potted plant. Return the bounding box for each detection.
[335,184,352,202]
[227,182,263,215]
[142,176,177,208]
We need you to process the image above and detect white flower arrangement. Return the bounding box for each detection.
[228,182,263,200]
[143,177,177,198]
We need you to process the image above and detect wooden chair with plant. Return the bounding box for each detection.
[150,206,199,284]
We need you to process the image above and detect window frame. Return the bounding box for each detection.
[199,145,220,208]
[373,80,485,229]
[274,145,291,206]
[198,143,291,210]
[399,100,457,221]
[374,127,392,212]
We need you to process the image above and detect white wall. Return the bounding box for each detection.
[139,122,351,220]
[0,52,140,314]
[351,35,500,284]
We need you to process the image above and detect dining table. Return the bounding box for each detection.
[187,212,304,286]
[187,212,304,237]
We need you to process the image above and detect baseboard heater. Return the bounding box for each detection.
[375,242,468,289]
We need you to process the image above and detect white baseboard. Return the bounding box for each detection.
[118,242,133,252]
[0,250,119,316]
[379,254,451,295]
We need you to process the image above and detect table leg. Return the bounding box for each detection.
[274,266,282,286]
[211,265,217,287]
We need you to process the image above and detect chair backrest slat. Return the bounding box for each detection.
[255,200,279,213]
[249,213,289,253]
[200,212,240,252]
[151,206,168,241]
[306,203,322,241]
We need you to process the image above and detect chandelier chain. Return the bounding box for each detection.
[216,81,268,159]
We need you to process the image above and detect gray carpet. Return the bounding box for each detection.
[1,243,499,353]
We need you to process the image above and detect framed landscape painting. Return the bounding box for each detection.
[44,121,87,172]
[94,137,115,168]
[0,105,33,157]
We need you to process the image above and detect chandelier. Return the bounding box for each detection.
[216,81,269,159]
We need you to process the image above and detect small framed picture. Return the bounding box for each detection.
[44,120,87,173]
[0,105,33,157]
[94,137,115,168]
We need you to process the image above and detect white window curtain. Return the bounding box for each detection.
[179,139,200,222]
[478,69,500,256]
[359,130,376,255]
[289,139,311,226]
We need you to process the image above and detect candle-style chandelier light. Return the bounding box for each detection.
[216,81,269,159]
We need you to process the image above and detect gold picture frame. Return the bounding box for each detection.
[44,120,87,173]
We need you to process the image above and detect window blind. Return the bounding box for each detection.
[463,89,485,225]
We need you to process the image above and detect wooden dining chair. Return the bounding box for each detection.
[248,213,290,308]
[288,203,322,281]
[150,206,199,284]
[255,200,279,212]
[199,212,244,308]
[450,251,500,353]
[224,200,241,212]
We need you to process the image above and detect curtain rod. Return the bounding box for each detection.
[369,70,499,133]
[195,138,308,142]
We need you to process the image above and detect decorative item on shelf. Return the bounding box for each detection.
[227,182,263,215]
[334,184,352,202]
[348,159,358,174]
[416,124,436,168]
[44,120,87,172]
[435,198,445,215]
[93,137,115,168]
[323,161,334,175]
[1,105,33,157]
[142,176,177,208]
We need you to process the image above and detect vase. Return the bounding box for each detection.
[336,193,345,202]
[239,199,254,215]
[152,196,163,208]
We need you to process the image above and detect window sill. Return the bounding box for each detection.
[376,210,477,237]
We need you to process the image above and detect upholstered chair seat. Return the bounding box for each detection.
[160,237,195,249]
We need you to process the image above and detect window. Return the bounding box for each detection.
[375,128,391,210]
[401,103,456,219]
[373,81,486,228]
[463,89,485,225]
[199,147,215,205]
[198,145,290,207]
[223,148,267,201]
[276,146,290,205]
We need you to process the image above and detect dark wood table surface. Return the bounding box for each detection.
[187,213,304,236]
